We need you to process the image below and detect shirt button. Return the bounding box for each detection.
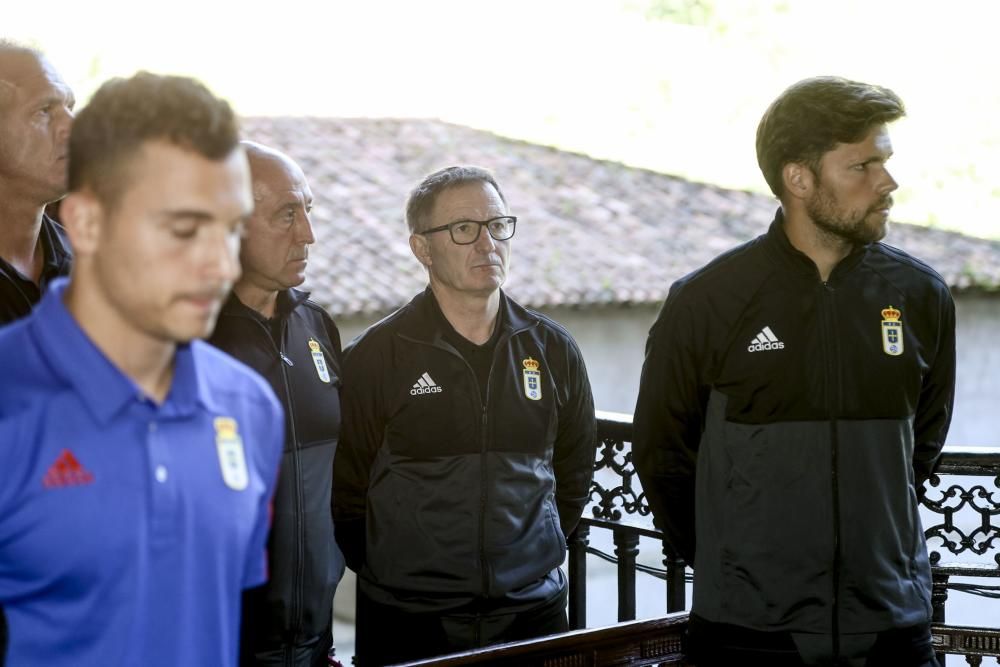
[149,422,157,433]
[155,465,168,483]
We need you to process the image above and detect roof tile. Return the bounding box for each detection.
[241,117,1000,318]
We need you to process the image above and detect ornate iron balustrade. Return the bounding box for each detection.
[568,412,1000,664]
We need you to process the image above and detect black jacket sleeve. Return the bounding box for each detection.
[632,286,709,566]
[912,286,957,495]
[331,336,383,572]
[552,339,596,538]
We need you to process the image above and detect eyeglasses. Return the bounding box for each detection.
[419,216,517,245]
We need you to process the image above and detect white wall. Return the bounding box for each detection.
[950,295,1000,446]
[337,294,1000,447]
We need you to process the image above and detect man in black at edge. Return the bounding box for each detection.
[634,77,955,666]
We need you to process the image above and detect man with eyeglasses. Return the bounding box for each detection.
[333,165,596,666]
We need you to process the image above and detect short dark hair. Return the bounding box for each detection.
[68,71,240,209]
[405,165,507,233]
[755,76,905,198]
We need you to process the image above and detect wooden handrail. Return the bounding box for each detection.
[394,613,689,667]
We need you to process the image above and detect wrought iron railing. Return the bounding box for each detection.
[568,412,1000,665]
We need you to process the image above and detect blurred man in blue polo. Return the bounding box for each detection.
[0,72,284,666]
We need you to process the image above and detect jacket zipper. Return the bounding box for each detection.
[241,314,306,648]
[402,325,532,601]
[278,320,306,651]
[443,345,495,599]
[820,282,842,661]
[478,350,502,601]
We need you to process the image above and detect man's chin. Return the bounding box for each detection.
[860,218,889,244]
[168,314,222,343]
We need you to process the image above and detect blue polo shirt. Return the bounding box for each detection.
[0,279,284,666]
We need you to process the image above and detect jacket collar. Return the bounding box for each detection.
[219,287,310,322]
[399,286,538,346]
[41,214,73,280]
[0,214,72,286]
[765,207,869,281]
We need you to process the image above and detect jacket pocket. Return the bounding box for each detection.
[711,418,833,628]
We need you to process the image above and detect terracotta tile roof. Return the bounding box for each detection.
[241,117,1000,318]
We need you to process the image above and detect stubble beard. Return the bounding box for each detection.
[807,186,891,246]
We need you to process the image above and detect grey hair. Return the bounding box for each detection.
[404,165,507,233]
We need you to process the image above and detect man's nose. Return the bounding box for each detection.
[295,212,316,245]
[473,224,497,252]
[55,106,73,145]
[878,167,899,195]
[204,228,242,285]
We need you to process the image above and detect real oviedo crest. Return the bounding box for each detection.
[308,338,331,383]
[214,417,249,491]
[522,357,542,401]
[881,306,904,357]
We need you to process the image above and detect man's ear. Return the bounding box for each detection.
[782,162,814,201]
[59,190,103,257]
[409,233,432,268]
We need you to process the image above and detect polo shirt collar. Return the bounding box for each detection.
[31,278,211,424]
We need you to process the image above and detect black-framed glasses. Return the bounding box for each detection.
[419,216,517,245]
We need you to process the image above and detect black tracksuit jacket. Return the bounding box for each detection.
[633,211,956,637]
[209,289,346,646]
[332,288,596,613]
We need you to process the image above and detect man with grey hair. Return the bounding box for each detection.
[333,165,596,666]
[0,41,74,324]
[209,142,345,667]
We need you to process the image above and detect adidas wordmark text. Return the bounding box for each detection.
[410,372,443,395]
[748,326,785,352]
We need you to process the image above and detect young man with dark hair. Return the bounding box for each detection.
[634,76,955,666]
[0,72,283,667]
[334,165,596,666]
[0,41,74,324]
[210,142,345,667]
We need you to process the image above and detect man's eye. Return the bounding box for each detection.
[171,225,198,239]
[454,222,474,235]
